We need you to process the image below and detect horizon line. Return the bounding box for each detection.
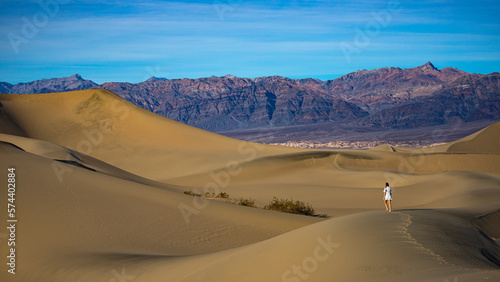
[3,61,500,85]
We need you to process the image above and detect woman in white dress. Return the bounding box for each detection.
[383,182,392,212]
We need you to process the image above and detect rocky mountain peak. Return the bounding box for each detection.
[146,76,168,82]
[69,74,83,80]
[419,61,438,71]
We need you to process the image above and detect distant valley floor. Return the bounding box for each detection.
[220,119,500,149]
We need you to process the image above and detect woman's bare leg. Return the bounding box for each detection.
[384,200,388,211]
[388,200,392,212]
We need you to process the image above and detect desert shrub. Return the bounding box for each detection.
[237,197,256,207]
[265,197,315,216]
[204,192,215,198]
[184,191,202,197]
[217,192,230,199]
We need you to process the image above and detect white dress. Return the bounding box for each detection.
[384,187,392,200]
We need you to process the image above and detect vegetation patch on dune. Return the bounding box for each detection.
[264,197,315,216]
[184,190,230,199]
[216,192,230,199]
[235,197,256,207]
[226,196,256,207]
[226,194,316,216]
[184,190,202,197]
[184,190,316,216]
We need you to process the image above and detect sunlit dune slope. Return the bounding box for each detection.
[1,90,500,183]
[446,121,500,153]
[0,89,297,180]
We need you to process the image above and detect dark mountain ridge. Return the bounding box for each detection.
[1,62,499,132]
[4,74,99,94]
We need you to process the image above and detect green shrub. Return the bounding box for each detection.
[265,197,315,216]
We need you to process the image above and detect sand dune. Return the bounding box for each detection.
[446,122,500,153]
[0,90,499,281]
[0,90,298,180]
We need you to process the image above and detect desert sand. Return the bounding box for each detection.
[0,89,499,281]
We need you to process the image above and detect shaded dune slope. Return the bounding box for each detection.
[0,142,319,281]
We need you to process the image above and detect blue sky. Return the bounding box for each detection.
[0,0,499,84]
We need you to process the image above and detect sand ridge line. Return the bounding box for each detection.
[330,154,343,169]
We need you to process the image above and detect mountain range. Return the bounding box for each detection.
[1,62,499,132]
